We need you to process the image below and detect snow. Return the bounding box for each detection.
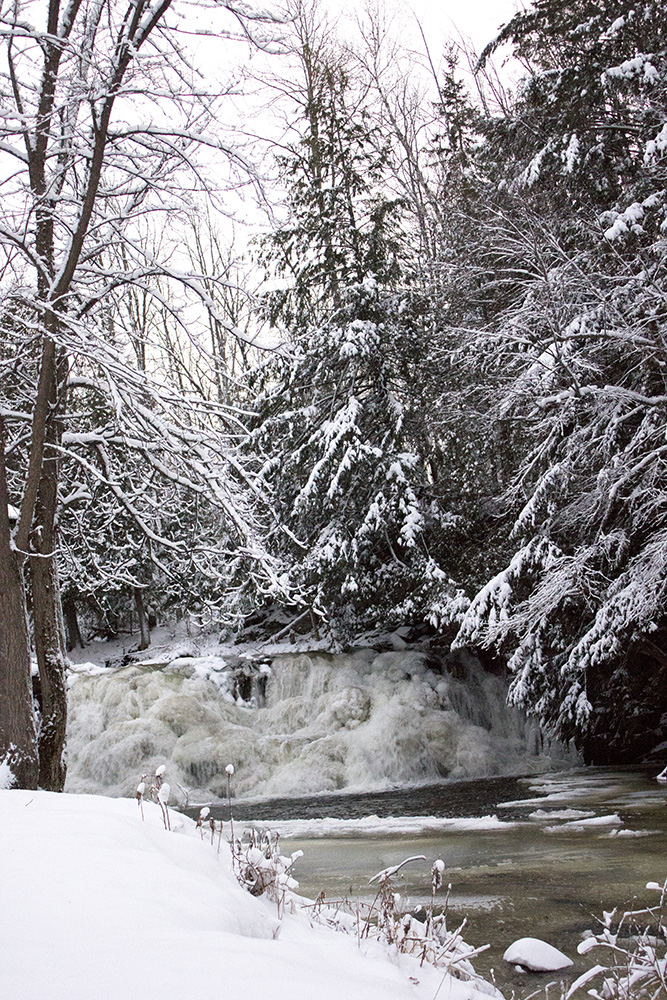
[528,809,595,820]
[601,15,626,38]
[603,202,645,240]
[369,854,427,884]
[604,216,629,241]
[563,134,580,173]
[555,813,622,831]
[519,145,548,187]
[645,123,667,162]
[606,828,655,838]
[0,789,497,1000]
[0,759,14,789]
[604,55,657,82]
[503,938,573,972]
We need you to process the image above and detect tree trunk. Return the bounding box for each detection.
[31,554,68,791]
[0,418,39,788]
[30,345,69,792]
[134,587,151,651]
[62,596,85,651]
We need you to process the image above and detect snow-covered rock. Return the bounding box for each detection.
[503,937,573,971]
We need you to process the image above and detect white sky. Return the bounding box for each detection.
[163,0,526,293]
[410,0,520,52]
[322,0,521,57]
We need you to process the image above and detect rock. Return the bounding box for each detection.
[503,938,573,972]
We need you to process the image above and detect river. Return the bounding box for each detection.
[195,766,667,996]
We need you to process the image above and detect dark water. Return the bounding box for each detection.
[188,767,667,997]
[184,772,533,823]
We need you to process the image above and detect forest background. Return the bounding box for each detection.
[1,0,666,790]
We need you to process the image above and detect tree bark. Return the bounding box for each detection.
[31,554,68,791]
[30,347,69,792]
[62,596,84,651]
[0,417,39,788]
[134,587,151,651]
[2,0,180,790]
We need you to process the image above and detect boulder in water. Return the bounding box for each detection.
[503,937,573,972]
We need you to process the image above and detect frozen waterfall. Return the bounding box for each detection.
[65,646,566,801]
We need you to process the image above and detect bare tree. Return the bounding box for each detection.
[0,0,285,789]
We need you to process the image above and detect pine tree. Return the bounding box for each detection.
[258,4,403,331]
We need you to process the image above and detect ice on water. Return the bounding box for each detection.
[65,647,563,801]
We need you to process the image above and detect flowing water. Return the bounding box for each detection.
[65,643,666,994]
[211,767,667,997]
[66,646,573,800]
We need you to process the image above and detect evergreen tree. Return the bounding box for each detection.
[453,0,667,761]
[479,0,667,216]
[249,280,468,637]
[258,3,403,331]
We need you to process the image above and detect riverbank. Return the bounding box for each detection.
[0,787,499,1000]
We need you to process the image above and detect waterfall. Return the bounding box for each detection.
[65,646,567,802]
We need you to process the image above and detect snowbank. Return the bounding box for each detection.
[503,938,573,972]
[0,789,498,1000]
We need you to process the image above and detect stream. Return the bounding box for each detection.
[197,766,667,996]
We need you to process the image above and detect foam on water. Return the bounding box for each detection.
[65,648,568,800]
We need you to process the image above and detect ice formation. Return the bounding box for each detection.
[65,647,562,801]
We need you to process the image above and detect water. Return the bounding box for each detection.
[66,648,573,800]
[188,773,530,822]
[203,767,667,996]
[65,647,665,994]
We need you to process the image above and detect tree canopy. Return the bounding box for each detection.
[3,0,667,788]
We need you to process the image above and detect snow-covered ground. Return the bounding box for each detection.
[0,788,499,1000]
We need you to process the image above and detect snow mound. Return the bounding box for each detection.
[503,937,573,972]
[0,789,497,1000]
